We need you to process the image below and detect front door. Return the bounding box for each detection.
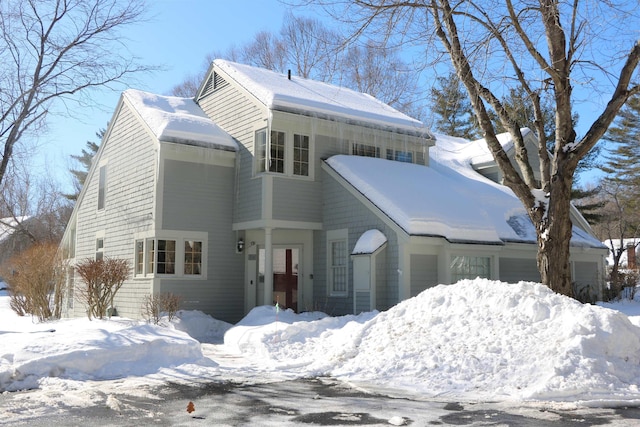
[258,247,299,312]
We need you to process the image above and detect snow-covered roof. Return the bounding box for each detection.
[123,89,236,151]
[352,229,387,255]
[326,133,604,248]
[213,59,433,139]
[465,128,534,167]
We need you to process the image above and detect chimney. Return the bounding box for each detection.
[627,243,637,270]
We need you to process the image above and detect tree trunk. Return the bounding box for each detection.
[536,161,575,297]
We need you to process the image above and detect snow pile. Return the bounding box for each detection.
[225,280,640,403]
[123,89,236,150]
[169,309,232,343]
[0,313,204,392]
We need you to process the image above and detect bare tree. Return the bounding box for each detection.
[311,0,640,297]
[0,0,151,191]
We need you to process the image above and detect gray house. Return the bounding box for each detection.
[60,60,607,322]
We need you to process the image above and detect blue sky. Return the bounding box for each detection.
[45,0,296,187]
[40,0,612,189]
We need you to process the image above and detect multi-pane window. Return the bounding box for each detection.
[330,239,348,296]
[135,240,144,275]
[352,143,380,158]
[137,236,205,278]
[269,130,285,173]
[95,238,104,261]
[157,239,176,274]
[98,165,106,210]
[293,134,309,176]
[256,129,268,173]
[184,240,202,275]
[147,238,155,274]
[450,256,491,283]
[387,149,413,163]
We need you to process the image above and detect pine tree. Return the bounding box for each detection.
[428,73,479,139]
[65,130,103,201]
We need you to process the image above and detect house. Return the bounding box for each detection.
[60,60,608,322]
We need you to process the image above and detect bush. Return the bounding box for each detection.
[603,269,639,302]
[141,292,182,325]
[0,243,66,321]
[75,257,130,320]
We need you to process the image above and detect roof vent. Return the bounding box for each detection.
[288,69,291,80]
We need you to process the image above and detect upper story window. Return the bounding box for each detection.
[97,165,107,210]
[293,134,309,176]
[256,128,312,178]
[387,149,413,163]
[352,143,380,158]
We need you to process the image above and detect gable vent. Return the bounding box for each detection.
[213,72,228,90]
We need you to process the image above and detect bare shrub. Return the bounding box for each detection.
[75,257,130,320]
[0,243,66,321]
[141,292,182,325]
[604,269,640,301]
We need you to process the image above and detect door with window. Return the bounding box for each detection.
[258,247,300,312]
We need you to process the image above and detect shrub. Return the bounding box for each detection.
[75,257,130,320]
[141,292,182,325]
[0,242,66,321]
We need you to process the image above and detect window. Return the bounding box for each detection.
[327,230,348,297]
[98,165,106,210]
[184,240,202,275]
[450,256,491,282]
[147,238,155,274]
[293,134,309,176]
[156,239,176,274]
[269,130,285,173]
[135,240,144,275]
[352,143,380,158]
[256,128,312,177]
[95,238,104,261]
[387,149,413,163]
[136,234,206,278]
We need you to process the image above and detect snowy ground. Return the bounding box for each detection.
[2,279,640,421]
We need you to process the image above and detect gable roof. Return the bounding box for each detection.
[123,89,236,151]
[211,59,433,140]
[325,134,604,248]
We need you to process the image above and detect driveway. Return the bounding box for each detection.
[2,377,640,426]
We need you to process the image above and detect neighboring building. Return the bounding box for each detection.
[59,60,608,322]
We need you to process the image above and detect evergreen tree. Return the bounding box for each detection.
[65,130,103,201]
[428,73,478,139]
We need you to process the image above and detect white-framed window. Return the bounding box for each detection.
[134,231,207,279]
[352,143,380,158]
[95,236,104,261]
[97,164,107,210]
[327,229,348,297]
[387,149,414,163]
[450,255,491,282]
[293,134,309,176]
[255,128,312,178]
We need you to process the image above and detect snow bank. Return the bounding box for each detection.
[225,280,640,403]
[0,317,203,392]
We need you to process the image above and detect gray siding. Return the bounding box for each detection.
[573,261,602,302]
[410,254,438,296]
[272,177,322,222]
[73,102,156,317]
[317,169,400,315]
[161,159,244,323]
[499,257,541,283]
[198,78,263,224]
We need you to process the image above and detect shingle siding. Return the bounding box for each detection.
[198,78,263,224]
[73,103,156,317]
[160,159,244,322]
[318,167,400,315]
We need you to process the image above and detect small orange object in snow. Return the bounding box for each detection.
[186,401,195,413]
